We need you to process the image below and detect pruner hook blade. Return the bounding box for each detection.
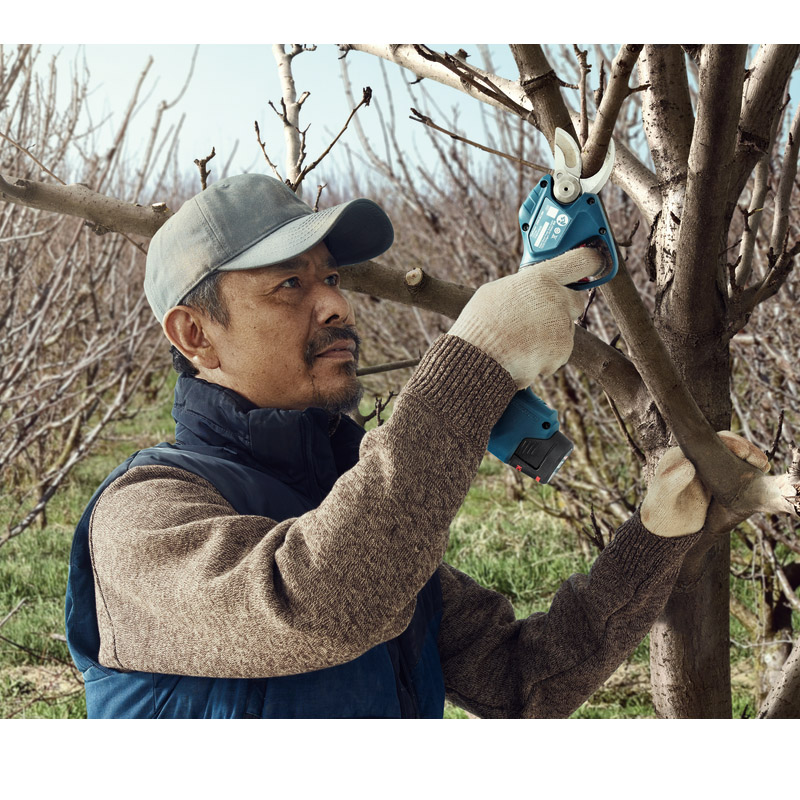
[552,127,615,199]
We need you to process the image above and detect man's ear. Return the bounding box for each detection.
[162,306,221,370]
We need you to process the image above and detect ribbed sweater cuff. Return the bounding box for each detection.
[604,510,699,583]
[402,334,518,442]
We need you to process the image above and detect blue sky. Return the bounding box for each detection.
[36,43,525,192]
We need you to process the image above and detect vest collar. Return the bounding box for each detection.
[172,374,363,500]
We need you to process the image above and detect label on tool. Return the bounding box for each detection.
[529,197,572,252]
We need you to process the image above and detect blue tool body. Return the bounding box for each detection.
[519,175,618,286]
[487,175,617,483]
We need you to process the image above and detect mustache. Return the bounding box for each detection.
[304,325,361,366]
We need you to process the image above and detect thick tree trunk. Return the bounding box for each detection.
[651,539,732,717]
[648,337,734,717]
[643,46,746,718]
[649,285,735,718]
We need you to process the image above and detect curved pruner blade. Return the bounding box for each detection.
[553,128,581,177]
[579,137,616,195]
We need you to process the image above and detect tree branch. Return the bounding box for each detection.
[573,45,590,147]
[408,108,548,172]
[669,45,748,336]
[733,151,769,292]
[608,137,662,227]
[636,46,694,294]
[339,258,474,320]
[0,175,171,237]
[599,242,796,518]
[344,44,530,119]
[0,170,645,425]
[571,327,645,421]
[770,100,800,257]
[638,45,694,185]
[339,258,645,415]
[294,87,373,192]
[581,45,644,179]
[730,44,800,208]
[509,44,576,146]
[272,44,306,188]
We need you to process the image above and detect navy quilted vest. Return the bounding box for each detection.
[65,375,445,718]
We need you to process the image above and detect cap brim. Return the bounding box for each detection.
[216,198,393,273]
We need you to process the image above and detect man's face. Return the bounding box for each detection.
[198,242,362,412]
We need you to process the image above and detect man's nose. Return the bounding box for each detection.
[315,281,354,326]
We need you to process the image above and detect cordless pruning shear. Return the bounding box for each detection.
[487,128,617,483]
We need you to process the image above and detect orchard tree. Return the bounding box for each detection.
[2,43,800,718]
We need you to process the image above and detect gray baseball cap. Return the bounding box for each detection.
[145,173,394,322]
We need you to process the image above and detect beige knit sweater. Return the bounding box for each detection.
[89,335,696,718]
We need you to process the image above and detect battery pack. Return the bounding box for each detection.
[508,431,573,483]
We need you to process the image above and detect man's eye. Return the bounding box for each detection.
[325,273,340,286]
[280,277,301,289]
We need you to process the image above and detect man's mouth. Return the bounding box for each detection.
[304,325,361,368]
[315,340,356,360]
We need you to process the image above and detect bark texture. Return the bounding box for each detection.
[759,631,800,718]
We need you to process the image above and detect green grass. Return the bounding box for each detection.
[0,379,176,718]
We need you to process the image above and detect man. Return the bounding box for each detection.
[65,174,768,718]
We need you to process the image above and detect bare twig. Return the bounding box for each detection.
[0,131,65,184]
[0,633,77,669]
[0,599,27,630]
[358,391,398,427]
[767,410,785,462]
[409,108,547,173]
[583,504,606,552]
[762,537,800,614]
[616,218,640,249]
[133,45,199,200]
[293,86,373,192]
[604,390,646,465]
[254,120,284,182]
[194,147,216,191]
[357,358,420,377]
[94,56,154,193]
[595,59,606,107]
[312,184,326,212]
[573,45,590,147]
[577,288,597,329]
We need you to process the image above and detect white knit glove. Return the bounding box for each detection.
[641,431,770,538]
[448,248,604,388]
